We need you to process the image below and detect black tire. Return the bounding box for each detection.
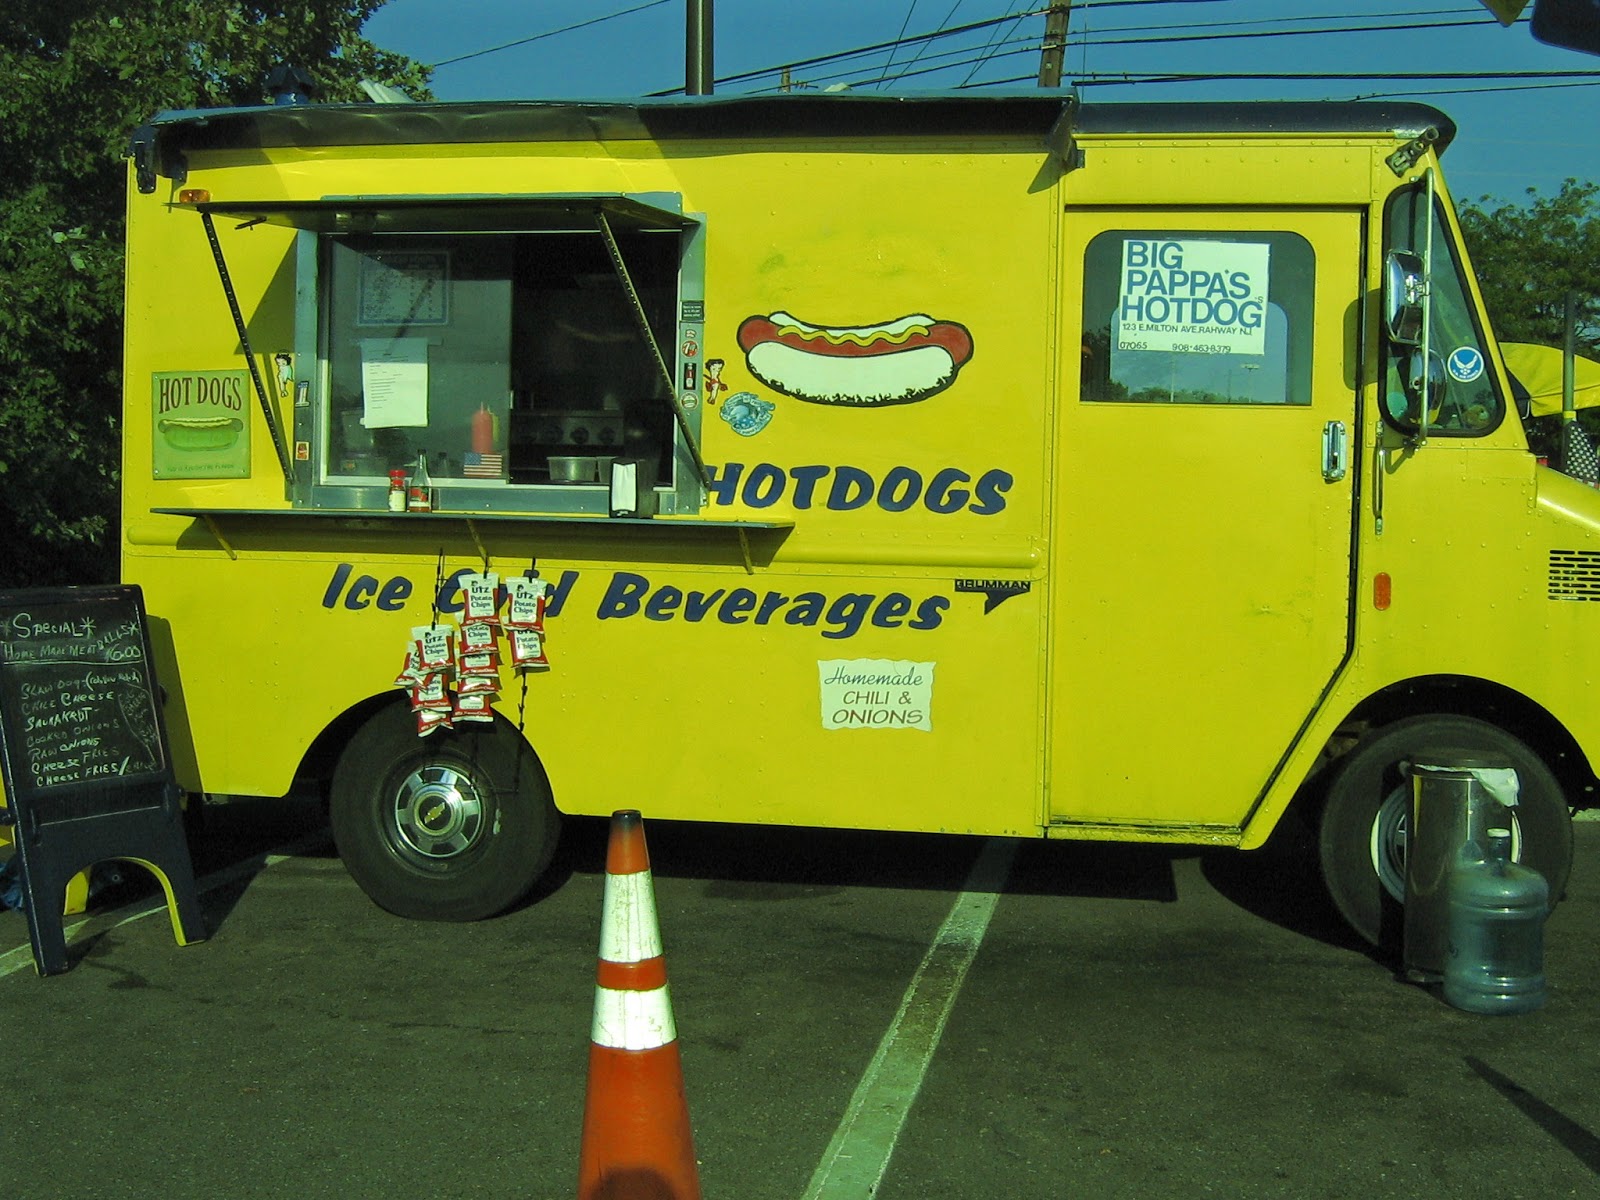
[1318,714,1573,948]
[329,704,560,921]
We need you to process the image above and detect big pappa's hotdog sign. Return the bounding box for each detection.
[737,312,973,407]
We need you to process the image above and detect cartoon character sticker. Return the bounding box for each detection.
[736,311,974,407]
[705,357,729,406]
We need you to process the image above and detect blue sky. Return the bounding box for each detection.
[361,1,1599,203]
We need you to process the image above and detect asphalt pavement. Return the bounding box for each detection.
[0,797,1594,1199]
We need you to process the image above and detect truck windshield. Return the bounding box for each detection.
[1383,186,1504,437]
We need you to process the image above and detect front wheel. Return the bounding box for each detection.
[1317,715,1573,948]
[330,704,560,921]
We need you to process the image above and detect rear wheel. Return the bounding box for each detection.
[1318,714,1573,947]
[330,704,559,921]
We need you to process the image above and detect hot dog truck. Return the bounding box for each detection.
[119,90,1589,943]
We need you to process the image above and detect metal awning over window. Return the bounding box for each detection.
[183,191,708,493]
[191,192,695,235]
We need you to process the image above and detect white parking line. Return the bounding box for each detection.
[0,831,333,979]
[802,836,1015,1200]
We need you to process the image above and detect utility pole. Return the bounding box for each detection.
[1037,2,1072,88]
[687,0,713,95]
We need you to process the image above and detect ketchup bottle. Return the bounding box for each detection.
[471,403,495,454]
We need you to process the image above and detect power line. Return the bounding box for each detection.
[969,69,1600,92]
[878,1,925,86]
[665,7,1537,96]
[880,1,973,88]
[1071,12,1515,50]
[647,6,1051,95]
[430,0,672,69]
[962,7,1038,85]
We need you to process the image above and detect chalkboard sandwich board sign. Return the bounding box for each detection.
[0,584,205,974]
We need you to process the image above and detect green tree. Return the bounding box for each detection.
[1458,179,1600,356]
[1458,179,1600,460]
[0,2,430,587]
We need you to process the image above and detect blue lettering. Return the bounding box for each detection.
[910,595,949,630]
[376,577,412,612]
[827,467,874,511]
[703,462,1010,516]
[787,593,827,626]
[322,563,352,609]
[790,464,830,509]
[540,570,579,619]
[344,574,381,610]
[591,575,944,636]
[598,572,650,619]
[926,468,972,514]
[645,586,682,620]
[706,462,743,505]
[322,565,572,619]
[878,467,921,513]
[436,568,471,614]
[683,589,724,620]
[718,588,758,623]
[742,463,786,508]
[823,594,872,640]
[872,593,912,627]
[971,469,1013,516]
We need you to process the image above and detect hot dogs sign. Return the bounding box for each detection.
[735,311,974,408]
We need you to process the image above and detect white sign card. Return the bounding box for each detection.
[819,660,934,732]
[1116,239,1271,356]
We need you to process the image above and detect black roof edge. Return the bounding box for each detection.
[131,92,1455,180]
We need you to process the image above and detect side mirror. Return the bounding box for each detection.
[1532,0,1600,56]
[1385,349,1446,430]
[1384,250,1426,347]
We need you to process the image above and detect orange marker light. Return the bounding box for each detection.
[176,188,211,205]
[1374,572,1392,611]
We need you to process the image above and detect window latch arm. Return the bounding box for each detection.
[596,212,711,490]
[200,211,296,487]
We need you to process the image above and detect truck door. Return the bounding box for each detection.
[1051,211,1362,831]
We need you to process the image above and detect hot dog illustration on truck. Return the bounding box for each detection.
[737,312,974,406]
[121,91,1587,948]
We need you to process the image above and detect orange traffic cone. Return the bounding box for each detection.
[577,810,701,1200]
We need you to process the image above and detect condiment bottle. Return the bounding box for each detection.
[407,451,433,512]
[387,469,407,512]
[472,403,495,454]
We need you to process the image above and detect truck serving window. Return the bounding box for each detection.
[1381,187,1504,437]
[196,194,706,515]
[1081,230,1314,406]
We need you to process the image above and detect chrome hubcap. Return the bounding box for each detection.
[390,765,486,861]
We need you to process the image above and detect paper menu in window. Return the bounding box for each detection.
[361,338,429,428]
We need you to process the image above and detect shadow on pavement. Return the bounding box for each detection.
[1467,1056,1600,1177]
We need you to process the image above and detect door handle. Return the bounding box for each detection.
[1322,420,1349,483]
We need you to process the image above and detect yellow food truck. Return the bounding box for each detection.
[119,90,1589,943]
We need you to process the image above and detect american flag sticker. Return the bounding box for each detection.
[464,452,504,479]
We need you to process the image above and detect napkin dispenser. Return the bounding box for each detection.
[609,459,658,517]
